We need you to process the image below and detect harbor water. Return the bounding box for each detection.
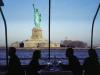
[0,48,100,65]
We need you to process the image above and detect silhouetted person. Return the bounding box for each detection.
[20,42,24,48]
[6,47,24,75]
[26,50,41,75]
[66,48,82,75]
[83,49,100,75]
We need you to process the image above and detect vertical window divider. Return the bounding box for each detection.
[48,0,51,61]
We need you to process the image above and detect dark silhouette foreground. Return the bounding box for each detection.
[26,50,41,75]
[83,49,100,75]
[66,48,82,75]
[6,47,24,75]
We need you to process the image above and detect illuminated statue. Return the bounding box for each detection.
[33,3,41,29]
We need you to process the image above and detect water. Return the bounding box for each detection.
[0,48,100,65]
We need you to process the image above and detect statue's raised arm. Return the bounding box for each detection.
[33,4,35,13]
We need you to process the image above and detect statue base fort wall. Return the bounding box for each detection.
[11,27,60,48]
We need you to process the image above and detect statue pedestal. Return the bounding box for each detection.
[11,27,60,48]
[31,27,43,40]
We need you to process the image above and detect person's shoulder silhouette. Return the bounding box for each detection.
[6,47,24,75]
[26,50,41,75]
[83,49,100,75]
[66,48,82,75]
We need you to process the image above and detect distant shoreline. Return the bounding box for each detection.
[0,47,99,50]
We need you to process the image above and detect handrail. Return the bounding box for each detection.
[0,3,9,67]
[91,3,100,49]
[1,57,100,60]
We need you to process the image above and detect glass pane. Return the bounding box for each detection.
[0,0,100,67]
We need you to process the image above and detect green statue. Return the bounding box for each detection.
[33,4,41,29]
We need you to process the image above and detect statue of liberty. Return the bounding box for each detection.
[33,3,41,29]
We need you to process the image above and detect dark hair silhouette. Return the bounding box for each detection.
[66,48,74,57]
[6,47,24,75]
[83,49,100,75]
[66,48,82,75]
[26,50,41,75]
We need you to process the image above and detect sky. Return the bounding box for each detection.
[0,0,100,46]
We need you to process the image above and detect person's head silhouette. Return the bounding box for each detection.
[88,48,97,57]
[66,48,74,57]
[32,50,41,60]
[8,47,16,57]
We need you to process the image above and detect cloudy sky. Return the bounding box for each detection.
[0,0,100,46]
